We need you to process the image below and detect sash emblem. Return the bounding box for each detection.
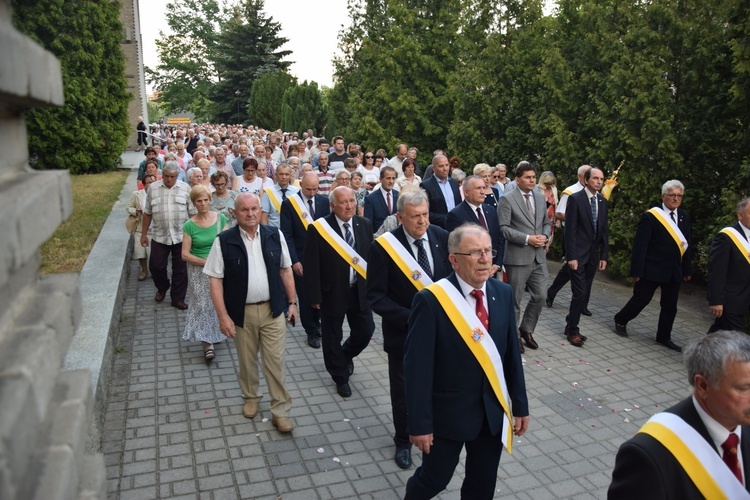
[352,256,360,265]
[471,328,484,342]
[411,269,422,281]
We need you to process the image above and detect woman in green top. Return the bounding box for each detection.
[182,185,228,361]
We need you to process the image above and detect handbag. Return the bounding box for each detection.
[125,214,141,233]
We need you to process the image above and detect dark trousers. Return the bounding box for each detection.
[293,273,320,336]
[149,240,187,302]
[548,262,591,309]
[566,258,597,333]
[708,311,749,334]
[387,349,409,447]
[615,279,681,341]
[405,418,503,500]
[320,287,374,384]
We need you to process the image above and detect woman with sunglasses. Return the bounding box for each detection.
[358,150,380,192]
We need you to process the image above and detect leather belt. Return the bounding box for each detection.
[246,300,269,305]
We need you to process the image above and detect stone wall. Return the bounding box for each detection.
[120,0,148,150]
[0,2,105,499]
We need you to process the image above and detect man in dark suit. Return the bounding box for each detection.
[614,180,692,352]
[564,167,608,347]
[363,166,399,232]
[497,162,551,352]
[707,197,750,334]
[609,330,750,499]
[367,189,451,470]
[446,175,505,269]
[280,172,331,349]
[404,225,529,500]
[304,186,375,398]
[420,154,461,228]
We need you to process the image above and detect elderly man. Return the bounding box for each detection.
[316,151,334,194]
[404,224,529,499]
[204,193,298,433]
[614,180,692,352]
[367,190,451,469]
[707,197,750,334]
[140,162,194,309]
[304,187,375,398]
[390,143,408,175]
[420,154,461,228]
[364,166,399,233]
[261,163,298,228]
[498,162,551,352]
[609,330,750,498]
[231,144,251,176]
[212,147,236,184]
[279,173,331,348]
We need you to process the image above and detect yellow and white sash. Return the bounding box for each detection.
[264,186,283,213]
[648,207,688,256]
[289,195,312,230]
[720,227,750,266]
[638,412,749,499]
[312,219,368,279]
[375,232,433,290]
[425,279,514,453]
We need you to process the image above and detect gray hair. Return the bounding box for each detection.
[451,169,466,182]
[329,186,354,204]
[187,167,202,180]
[335,170,351,181]
[163,161,180,175]
[275,162,291,173]
[396,189,429,214]
[684,330,750,388]
[661,180,685,195]
[737,197,749,213]
[447,223,489,254]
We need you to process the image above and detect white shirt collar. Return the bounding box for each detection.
[455,274,486,298]
[740,221,750,240]
[692,395,743,452]
[585,187,598,199]
[404,229,430,247]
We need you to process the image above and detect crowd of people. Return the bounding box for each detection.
[127,122,750,498]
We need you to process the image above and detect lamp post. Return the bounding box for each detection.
[235,89,241,124]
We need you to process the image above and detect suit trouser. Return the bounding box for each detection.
[566,258,597,333]
[708,311,749,334]
[404,417,503,500]
[506,262,548,333]
[615,279,681,341]
[386,348,409,447]
[321,287,375,384]
[293,273,320,336]
[547,263,592,309]
[234,302,292,418]
[149,240,187,302]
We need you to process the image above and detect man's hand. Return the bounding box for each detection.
[311,303,320,310]
[710,305,723,318]
[513,416,530,436]
[410,434,434,454]
[598,260,607,271]
[218,315,236,338]
[140,233,149,248]
[286,304,298,325]
[568,259,578,271]
[292,262,303,277]
[684,275,692,282]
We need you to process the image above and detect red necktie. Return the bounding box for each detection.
[722,433,743,483]
[476,207,487,230]
[470,289,489,329]
[387,191,392,214]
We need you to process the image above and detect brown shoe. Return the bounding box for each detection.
[242,401,258,419]
[520,329,538,349]
[171,301,188,310]
[566,331,584,347]
[518,338,525,354]
[155,290,166,302]
[272,416,294,433]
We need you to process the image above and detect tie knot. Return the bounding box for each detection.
[344,222,350,230]
[414,238,424,248]
[723,433,739,452]
[470,289,483,300]
[281,188,287,192]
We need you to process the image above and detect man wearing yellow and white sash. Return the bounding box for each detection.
[614,180,692,352]
[403,224,529,500]
[366,189,451,470]
[609,331,750,499]
[707,197,750,334]
[261,163,298,229]
[304,187,375,399]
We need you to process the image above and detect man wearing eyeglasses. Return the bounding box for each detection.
[403,224,529,499]
[613,180,692,352]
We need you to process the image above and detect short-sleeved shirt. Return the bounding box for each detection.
[183,213,228,258]
[261,184,299,228]
[143,180,193,245]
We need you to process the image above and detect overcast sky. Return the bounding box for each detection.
[138,0,352,92]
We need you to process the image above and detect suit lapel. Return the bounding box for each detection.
[513,190,534,225]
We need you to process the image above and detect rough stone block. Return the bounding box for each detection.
[17,171,72,264]
[0,118,28,174]
[31,445,78,500]
[0,369,41,483]
[0,27,28,102]
[78,454,106,500]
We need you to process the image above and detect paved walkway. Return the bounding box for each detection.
[103,169,714,499]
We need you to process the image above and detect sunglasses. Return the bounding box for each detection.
[365,155,374,159]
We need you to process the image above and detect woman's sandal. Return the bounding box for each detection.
[203,348,215,362]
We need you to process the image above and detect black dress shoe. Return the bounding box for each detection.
[520,329,539,349]
[337,382,352,398]
[657,339,682,352]
[347,360,354,375]
[395,447,412,469]
[614,320,628,337]
[581,308,593,317]
[518,338,525,354]
[307,334,320,349]
[545,295,554,308]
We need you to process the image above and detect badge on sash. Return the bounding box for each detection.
[471,328,484,342]
[411,269,422,281]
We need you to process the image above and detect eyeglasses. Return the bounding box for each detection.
[664,194,683,199]
[454,249,497,259]
[213,183,227,188]
[365,155,374,159]
[244,168,256,172]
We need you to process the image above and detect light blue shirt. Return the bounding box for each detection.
[436,177,456,212]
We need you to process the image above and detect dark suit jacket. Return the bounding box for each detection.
[366,225,451,353]
[279,192,330,265]
[363,189,399,233]
[420,175,462,228]
[609,397,750,499]
[404,274,528,442]
[630,207,692,282]
[445,200,505,266]
[565,189,609,265]
[707,222,750,311]
[303,214,373,316]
